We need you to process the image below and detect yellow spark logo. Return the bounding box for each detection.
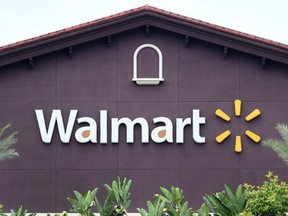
[215,99,261,153]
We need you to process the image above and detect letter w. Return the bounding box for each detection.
[35,110,78,144]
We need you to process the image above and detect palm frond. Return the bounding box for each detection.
[275,123,288,143]
[0,124,19,163]
[262,123,288,166]
[0,149,20,162]
[0,132,18,151]
[0,124,11,138]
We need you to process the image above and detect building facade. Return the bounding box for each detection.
[0,5,287,212]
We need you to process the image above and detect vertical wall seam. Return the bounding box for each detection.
[177,35,180,186]
[116,36,119,176]
[54,53,58,212]
[239,54,242,183]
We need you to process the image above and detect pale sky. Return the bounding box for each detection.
[1,0,288,46]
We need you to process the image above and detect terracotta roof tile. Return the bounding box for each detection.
[0,5,287,53]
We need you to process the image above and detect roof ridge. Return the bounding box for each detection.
[0,5,148,52]
[0,5,287,53]
[144,5,288,50]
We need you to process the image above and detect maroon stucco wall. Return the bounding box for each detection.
[0,27,287,212]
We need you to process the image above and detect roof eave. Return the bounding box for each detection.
[147,12,288,63]
[0,13,148,67]
[0,10,287,67]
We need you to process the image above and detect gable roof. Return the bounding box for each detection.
[0,5,287,66]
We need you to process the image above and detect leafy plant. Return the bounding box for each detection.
[0,204,3,213]
[155,186,184,211]
[204,184,247,216]
[48,211,69,216]
[244,172,288,216]
[95,188,114,216]
[154,186,192,216]
[67,188,98,216]
[174,202,193,216]
[137,199,166,216]
[239,211,254,216]
[197,203,210,216]
[262,123,288,166]
[104,177,132,216]
[1,206,36,216]
[138,186,193,216]
[0,124,19,162]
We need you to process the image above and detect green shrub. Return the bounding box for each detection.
[95,176,132,216]
[48,211,69,216]
[104,177,132,216]
[137,199,166,216]
[138,186,193,216]
[203,184,247,216]
[1,206,36,216]
[155,186,184,209]
[67,188,98,216]
[197,203,210,216]
[154,186,193,216]
[244,172,288,216]
[239,211,254,216]
[95,189,114,216]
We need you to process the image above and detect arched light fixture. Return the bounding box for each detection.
[132,44,164,85]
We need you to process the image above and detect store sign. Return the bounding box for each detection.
[35,109,206,144]
[214,100,261,152]
[34,100,261,153]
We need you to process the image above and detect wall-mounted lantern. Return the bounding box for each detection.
[132,44,164,85]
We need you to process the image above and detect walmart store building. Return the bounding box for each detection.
[0,6,287,212]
